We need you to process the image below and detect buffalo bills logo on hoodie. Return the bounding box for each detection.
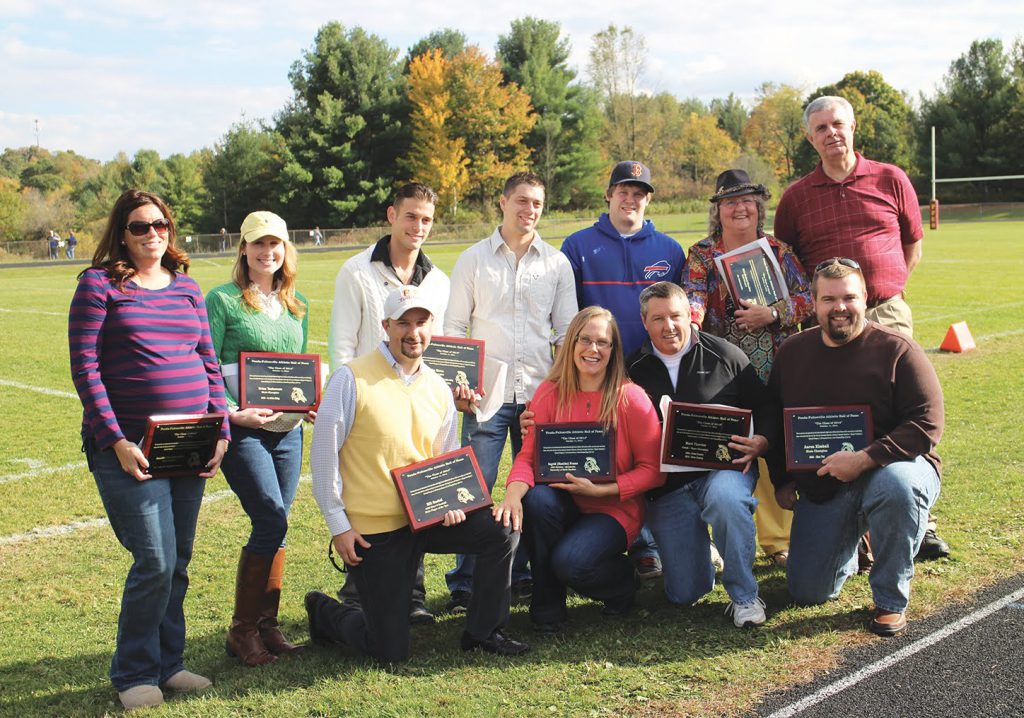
[643,260,671,280]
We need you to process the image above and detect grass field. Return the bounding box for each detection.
[1,215,1022,717]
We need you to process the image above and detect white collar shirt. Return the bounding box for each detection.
[444,227,578,403]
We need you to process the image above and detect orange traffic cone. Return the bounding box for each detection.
[939,322,976,353]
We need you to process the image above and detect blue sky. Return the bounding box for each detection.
[2,0,1021,161]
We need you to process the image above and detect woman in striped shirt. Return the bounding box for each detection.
[69,189,230,711]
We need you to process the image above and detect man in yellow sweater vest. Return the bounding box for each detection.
[308,286,529,661]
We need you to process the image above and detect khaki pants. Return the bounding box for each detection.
[754,458,792,556]
[866,296,913,338]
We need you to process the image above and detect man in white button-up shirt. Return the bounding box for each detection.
[442,172,578,612]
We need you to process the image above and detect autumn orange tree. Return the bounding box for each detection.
[744,82,806,182]
[674,113,741,192]
[403,49,470,218]
[445,46,536,206]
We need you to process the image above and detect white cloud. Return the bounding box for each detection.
[3,0,1022,159]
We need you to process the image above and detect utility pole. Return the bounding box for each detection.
[34,119,40,148]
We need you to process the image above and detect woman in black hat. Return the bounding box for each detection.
[682,169,812,566]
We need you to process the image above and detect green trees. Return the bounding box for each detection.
[588,25,647,162]
[277,22,407,227]
[497,17,603,208]
[675,113,741,189]
[202,122,292,232]
[445,47,536,205]
[711,94,748,145]
[919,38,1021,194]
[5,25,1024,242]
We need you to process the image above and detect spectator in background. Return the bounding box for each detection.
[66,230,78,259]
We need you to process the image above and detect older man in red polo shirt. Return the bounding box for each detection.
[774,95,948,561]
[775,95,922,337]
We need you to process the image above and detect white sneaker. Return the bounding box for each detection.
[725,596,766,628]
[118,685,163,710]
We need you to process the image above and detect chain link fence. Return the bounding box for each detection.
[0,217,599,264]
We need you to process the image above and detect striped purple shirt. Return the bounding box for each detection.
[69,268,231,449]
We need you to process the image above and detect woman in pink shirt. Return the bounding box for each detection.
[494,306,661,633]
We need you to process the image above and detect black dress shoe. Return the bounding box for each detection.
[531,620,563,636]
[305,591,341,646]
[460,629,530,656]
[915,528,950,560]
[409,604,436,625]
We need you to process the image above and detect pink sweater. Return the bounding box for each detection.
[507,381,662,544]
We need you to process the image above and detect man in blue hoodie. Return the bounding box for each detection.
[560,161,685,359]
[560,161,685,577]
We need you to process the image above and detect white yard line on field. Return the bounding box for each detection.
[915,301,1024,325]
[0,378,77,399]
[974,328,1024,341]
[0,307,65,317]
[0,488,234,546]
[0,461,88,485]
[0,476,312,546]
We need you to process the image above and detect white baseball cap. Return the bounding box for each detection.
[383,285,435,321]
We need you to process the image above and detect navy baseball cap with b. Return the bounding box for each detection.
[608,161,654,194]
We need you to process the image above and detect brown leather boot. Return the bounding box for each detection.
[258,548,305,656]
[226,549,277,666]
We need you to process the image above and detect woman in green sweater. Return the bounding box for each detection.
[206,211,311,667]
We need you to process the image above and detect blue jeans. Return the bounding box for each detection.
[647,469,759,605]
[629,524,660,560]
[87,440,205,691]
[220,424,303,556]
[446,402,530,593]
[521,485,632,624]
[787,456,940,613]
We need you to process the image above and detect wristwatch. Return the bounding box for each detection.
[770,307,780,323]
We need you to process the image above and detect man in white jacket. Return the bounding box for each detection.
[327,182,450,623]
[328,183,450,372]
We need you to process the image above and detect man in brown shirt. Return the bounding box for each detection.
[768,258,943,636]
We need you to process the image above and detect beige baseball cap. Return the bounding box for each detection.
[240,211,289,243]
